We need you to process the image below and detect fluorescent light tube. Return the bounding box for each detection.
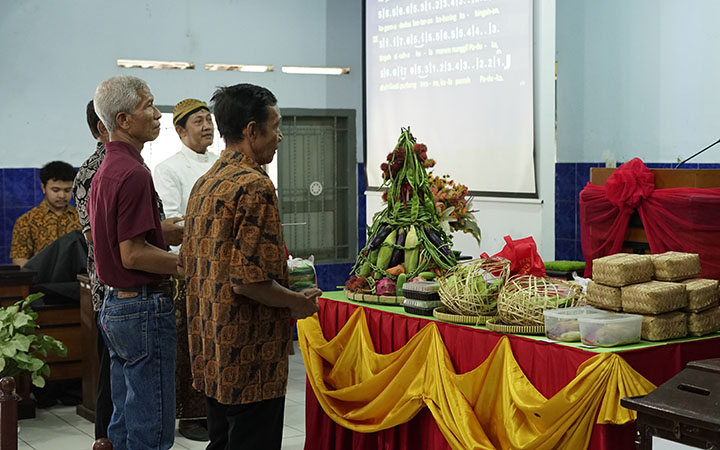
[117,59,194,70]
[281,66,350,75]
[204,63,274,72]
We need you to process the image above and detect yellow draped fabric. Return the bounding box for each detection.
[298,307,656,450]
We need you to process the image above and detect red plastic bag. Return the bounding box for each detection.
[482,235,546,277]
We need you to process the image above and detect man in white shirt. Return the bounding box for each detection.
[154,98,218,227]
[153,98,218,442]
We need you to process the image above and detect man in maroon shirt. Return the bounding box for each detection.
[89,75,182,450]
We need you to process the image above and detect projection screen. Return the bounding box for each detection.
[365,0,536,196]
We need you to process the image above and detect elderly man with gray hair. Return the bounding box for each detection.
[88,75,182,450]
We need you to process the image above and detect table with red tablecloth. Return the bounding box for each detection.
[302,292,720,450]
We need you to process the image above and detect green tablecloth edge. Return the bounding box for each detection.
[322,290,720,354]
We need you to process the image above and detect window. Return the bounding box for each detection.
[277,110,356,263]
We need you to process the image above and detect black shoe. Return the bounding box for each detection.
[178,420,209,442]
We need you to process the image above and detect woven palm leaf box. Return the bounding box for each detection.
[651,251,701,282]
[621,281,688,315]
[586,280,622,311]
[680,278,719,312]
[592,253,653,287]
[641,311,687,341]
[687,306,720,337]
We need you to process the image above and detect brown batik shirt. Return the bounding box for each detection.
[181,149,291,405]
[10,200,81,260]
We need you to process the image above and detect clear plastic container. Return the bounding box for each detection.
[543,306,609,342]
[578,313,643,347]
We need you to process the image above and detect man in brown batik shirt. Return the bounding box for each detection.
[180,83,320,450]
[10,161,81,267]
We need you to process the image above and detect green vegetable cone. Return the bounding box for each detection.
[347,127,458,295]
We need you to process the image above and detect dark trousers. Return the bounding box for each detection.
[206,396,285,450]
[95,313,113,439]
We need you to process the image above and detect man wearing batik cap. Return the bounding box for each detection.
[153,99,217,226]
[152,98,217,442]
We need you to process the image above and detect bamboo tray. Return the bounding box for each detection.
[486,317,545,335]
[344,289,404,305]
[433,306,495,326]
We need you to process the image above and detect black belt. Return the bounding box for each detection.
[109,280,172,296]
[145,281,172,295]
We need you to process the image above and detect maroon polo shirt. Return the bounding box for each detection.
[88,141,167,289]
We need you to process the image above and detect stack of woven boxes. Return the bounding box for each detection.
[587,252,720,341]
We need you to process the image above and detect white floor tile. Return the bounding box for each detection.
[281,435,307,450]
[173,431,209,450]
[22,432,93,450]
[284,401,306,431]
[17,440,35,450]
[283,424,304,438]
[19,409,90,446]
[286,391,306,405]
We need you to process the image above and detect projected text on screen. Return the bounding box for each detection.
[366,0,535,195]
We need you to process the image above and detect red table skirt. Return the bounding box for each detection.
[303,297,720,450]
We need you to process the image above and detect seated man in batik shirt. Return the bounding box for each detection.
[10,161,80,267]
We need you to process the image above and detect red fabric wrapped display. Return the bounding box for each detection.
[580,158,720,279]
[304,295,720,450]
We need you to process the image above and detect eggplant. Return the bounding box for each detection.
[424,226,445,249]
[368,224,392,250]
[388,228,406,268]
[425,226,453,259]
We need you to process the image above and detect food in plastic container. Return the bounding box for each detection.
[578,313,643,347]
[543,306,609,342]
[288,256,317,291]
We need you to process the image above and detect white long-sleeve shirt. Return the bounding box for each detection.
[153,144,219,251]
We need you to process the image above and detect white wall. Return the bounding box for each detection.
[2,0,556,259]
[0,0,363,167]
[556,0,720,164]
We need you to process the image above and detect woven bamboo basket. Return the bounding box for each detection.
[496,275,584,326]
[586,281,623,311]
[438,257,510,316]
[592,253,654,287]
[687,306,720,337]
[621,281,688,314]
[681,278,719,313]
[641,311,687,341]
[652,251,701,282]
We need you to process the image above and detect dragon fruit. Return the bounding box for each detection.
[375,277,397,296]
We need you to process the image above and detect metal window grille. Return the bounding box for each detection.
[277,110,357,263]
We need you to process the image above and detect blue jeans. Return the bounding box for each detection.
[98,287,177,450]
